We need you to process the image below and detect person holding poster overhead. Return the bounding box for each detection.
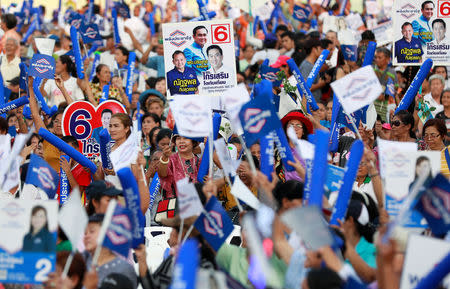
[22,205,56,253]
[411,1,434,47]
[166,51,200,95]
[183,25,209,75]
[394,22,423,63]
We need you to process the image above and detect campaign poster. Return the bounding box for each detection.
[400,235,450,289]
[62,100,126,162]
[393,0,450,65]
[382,150,441,228]
[162,19,237,102]
[0,199,58,284]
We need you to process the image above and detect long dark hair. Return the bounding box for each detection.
[395,110,416,139]
[414,156,433,181]
[29,205,49,233]
[58,55,77,78]
[111,113,132,138]
[92,64,108,84]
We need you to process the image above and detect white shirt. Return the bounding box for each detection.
[423,93,444,117]
[119,17,148,52]
[251,49,280,65]
[44,76,85,106]
[0,55,20,85]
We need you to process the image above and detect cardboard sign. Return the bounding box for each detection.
[61,100,126,162]
[0,199,58,284]
[29,54,55,79]
[393,0,450,65]
[162,19,237,99]
[400,235,450,289]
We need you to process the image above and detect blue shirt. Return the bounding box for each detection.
[395,37,423,63]
[355,237,376,269]
[166,66,199,95]
[412,15,433,46]
[145,55,165,78]
[183,42,209,75]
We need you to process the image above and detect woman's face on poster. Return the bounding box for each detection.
[31,209,46,232]
[416,160,431,176]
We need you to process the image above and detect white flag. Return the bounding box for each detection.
[34,38,56,56]
[110,130,139,172]
[58,188,88,251]
[330,65,382,114]
[214,139,236,177]
[1,133,32,190]
[231,177,261,210]
[221,84,250,135]
[176,177,204,219]
[169,95,211,138]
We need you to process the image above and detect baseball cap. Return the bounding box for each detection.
[85,180,123,200]
[98,273,134,289]
[271,55,291,68]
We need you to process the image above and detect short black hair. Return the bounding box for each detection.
[156,128,172,144]
[273,180,303,209]
[193,25,208,36]
[281,31,295,40]
[206,45,222,56]
[304,38,321,55]
[361,30,375,41]
[432,18,446,30]
[172,50,185,59]
[421,0,434,10]
[275,25,288,34]
[320,38,333,49]
[401,22,413,30]
[116,46,129,59]
[375,47,391,58]
[142,112,161,127]
[101,109,112,116]
[61,135,79,149]
[1,14,17,30]
[0,116,7,133]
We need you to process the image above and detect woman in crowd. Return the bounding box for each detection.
[149,126,161,155]
[435,89,450,143]
[422,118,450,178]
[157,134,200,198]
[391,110,425,149]
[141,112,161,161]
[90,64,126,103]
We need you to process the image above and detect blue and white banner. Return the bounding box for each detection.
[59,155,70,204]
[331,66,382,114]
[19,63,28,90]
[125,52,136,102]
[307,130,329,208]
[194,196,234,251]
[260,132,275,181]
[70,26,85,79]
[341,45,358,62]
[0,97,29,114]
[103,204,133,258]
[306,49,330,88]
[149,173,160,210]
[26,154,59,199]
[259,61,282,87]
[0,199,58,284]
[80,23,102,44]
[287,59,319,111]
[29,54,55,79]
[169,94,211,138]
[117,167,145,248]
[292,5,311,22]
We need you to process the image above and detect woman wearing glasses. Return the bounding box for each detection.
[390,110,427,150]
[422,118,450,178]
[157,134,200,199]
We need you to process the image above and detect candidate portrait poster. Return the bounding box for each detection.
[393,0,450,65]
[162,19,237,101]
[383,150,441,228]
[0,199,58,284]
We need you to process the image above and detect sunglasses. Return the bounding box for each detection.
[391,120,403,127]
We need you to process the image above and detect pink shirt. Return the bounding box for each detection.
[160,153,200,198]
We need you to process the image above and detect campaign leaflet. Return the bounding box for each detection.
[393,0,450,65]
[383,150,441,228]
[62,100,126,162]
[162,19,237,103]
[0,200,58,284]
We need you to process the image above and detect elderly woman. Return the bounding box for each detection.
[278,110,314,182]
[435,89,450,143]
[391,110,427,150]
[422,118,450,178]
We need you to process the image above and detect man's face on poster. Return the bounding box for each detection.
[402,24,413,42]
[422,3,434,20]
[208,48,223,70]
[173,53,186,71]
[193,28,208,47]
[102,112,112,129]
[433,21,446,42]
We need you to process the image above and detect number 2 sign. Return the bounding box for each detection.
[438,0,450,17]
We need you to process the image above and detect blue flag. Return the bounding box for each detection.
[169,239,199,289]
[19,63,28,91]
[292,5,311,22]
[149,173,160,209]
[114,1,130,18]
[194,196,234,251]
[385,77,395,98]
[259,62,282,87]
[239,80,281,146]
[341,45,358,62]
[415,173,450,236]
[336,106,361,133]
[66,11,83,29]
[29,54,55,79]
[103,204,133,258]
[25,154,59,199]
[79,23,102,43]
[260,132,275,181]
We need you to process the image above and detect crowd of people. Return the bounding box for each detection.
[0,0,448,289]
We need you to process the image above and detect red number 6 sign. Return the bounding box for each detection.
[438,0,450,17]
[211,24,231,44]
